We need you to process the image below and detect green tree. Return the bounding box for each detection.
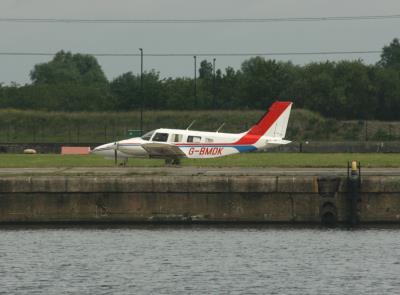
[110,70,164,110]
[239,57,296,108]
[195,60,214,108]
[199,60,213,79]
[110,72,139,110]
[217,67,240,109]
[296,62,337,116]
[2,40,400,118]
[30,51,108,85]
[334,61,377,119]
[371,67,400,120]
[162,78,194,109]
[378,38,400,69]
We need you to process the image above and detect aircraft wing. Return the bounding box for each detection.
[141,143,187,158]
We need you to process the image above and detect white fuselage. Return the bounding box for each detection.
[91,128,288,159]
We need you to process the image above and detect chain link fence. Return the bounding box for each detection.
[1,109,400,144]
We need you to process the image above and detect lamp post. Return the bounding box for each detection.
[193,55,197,107]
[139,48,143,135]
[213,58,216,109]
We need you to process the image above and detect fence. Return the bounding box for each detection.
[1,120,400,144]
[0,124,133,143]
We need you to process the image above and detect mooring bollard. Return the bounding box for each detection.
[348,161,361,225]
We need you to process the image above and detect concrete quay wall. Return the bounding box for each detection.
[0,175,399,224]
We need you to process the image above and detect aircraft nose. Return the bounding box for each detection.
[90,146,100,154]
[91,143,116,155]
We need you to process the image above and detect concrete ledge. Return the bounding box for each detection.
[361,177,400,192]
[0,176,318,193]
[0,174,399,224]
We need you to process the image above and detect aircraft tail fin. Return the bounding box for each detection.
[262,101,292,138]
[236,101,292,144]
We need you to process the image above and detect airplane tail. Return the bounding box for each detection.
[236,101,292,144]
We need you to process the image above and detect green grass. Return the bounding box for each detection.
[0,154,164,168]
[0,153,400,168]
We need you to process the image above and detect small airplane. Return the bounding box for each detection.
[91,101,292,164]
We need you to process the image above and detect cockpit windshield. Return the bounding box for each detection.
[141,130,155,141]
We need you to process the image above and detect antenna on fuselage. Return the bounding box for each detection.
[186,120,196,130]
[216,123,225,133]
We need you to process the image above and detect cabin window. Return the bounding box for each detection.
[205,138,214,143]
[187,136,201,143]
[152,133,169,142]
[172,134,183,142]
[141,130,155,141]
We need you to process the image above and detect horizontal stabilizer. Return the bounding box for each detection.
[268,139,291,145]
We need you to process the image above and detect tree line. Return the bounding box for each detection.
[1,39,400,120]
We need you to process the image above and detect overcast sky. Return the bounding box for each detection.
[1,0,400,84]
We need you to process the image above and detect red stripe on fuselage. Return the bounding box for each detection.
[235,101,291,145]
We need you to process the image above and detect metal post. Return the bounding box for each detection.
[213,58,216,109]
[348,160,361,225]
[114,142,118,166]
[194,55,197,107]
[139,48,144,135]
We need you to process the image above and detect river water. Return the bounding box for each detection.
[0,226,399,294]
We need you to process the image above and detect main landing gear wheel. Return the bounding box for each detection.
[165,158,181,165]
[118,158,128,167]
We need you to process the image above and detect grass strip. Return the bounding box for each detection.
[0,153,399,168]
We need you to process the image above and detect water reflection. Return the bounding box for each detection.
[1,225,399,294]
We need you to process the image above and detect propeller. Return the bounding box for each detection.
[114,141,118,166]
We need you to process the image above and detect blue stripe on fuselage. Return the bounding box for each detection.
[118,143,257,153]
[233,145,257,152]
[178,144,257,153]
